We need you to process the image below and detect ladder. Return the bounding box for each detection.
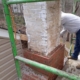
[2,0,80,80]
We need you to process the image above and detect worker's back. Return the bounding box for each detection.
[61,12,80,33]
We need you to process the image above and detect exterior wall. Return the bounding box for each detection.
[11,4,23,13]
[65,0,73,13]
[0,2,24,30]
[0,3,7,29]
[64,0,80,16]
[23,1,61,56]
[0,37,23,80]
[0,0,1,4]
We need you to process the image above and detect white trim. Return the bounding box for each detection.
[0,29,20,40]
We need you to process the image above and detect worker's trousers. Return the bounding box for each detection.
[72,29,80,59]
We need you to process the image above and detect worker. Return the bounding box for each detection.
[60,12,80,69]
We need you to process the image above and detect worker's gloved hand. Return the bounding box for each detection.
[60,30,68,43]
[60,31,64,38]
[60,32,64,38]
[60,28,67,38]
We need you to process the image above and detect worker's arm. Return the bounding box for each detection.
[60,27,67,38]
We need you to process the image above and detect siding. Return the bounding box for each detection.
[0,37,24,80]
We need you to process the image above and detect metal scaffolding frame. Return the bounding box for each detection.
[1,0,80,80]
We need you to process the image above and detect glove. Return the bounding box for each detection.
[60,28,67,38]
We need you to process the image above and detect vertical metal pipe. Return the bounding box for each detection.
[2,0,22,80]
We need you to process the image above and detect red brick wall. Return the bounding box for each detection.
[23,45,64,80]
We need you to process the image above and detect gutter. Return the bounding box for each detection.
[0,28,20,40]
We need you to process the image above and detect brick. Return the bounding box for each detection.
[23,45,64,80]
[22,66,48,80]
[23,74,37,80]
